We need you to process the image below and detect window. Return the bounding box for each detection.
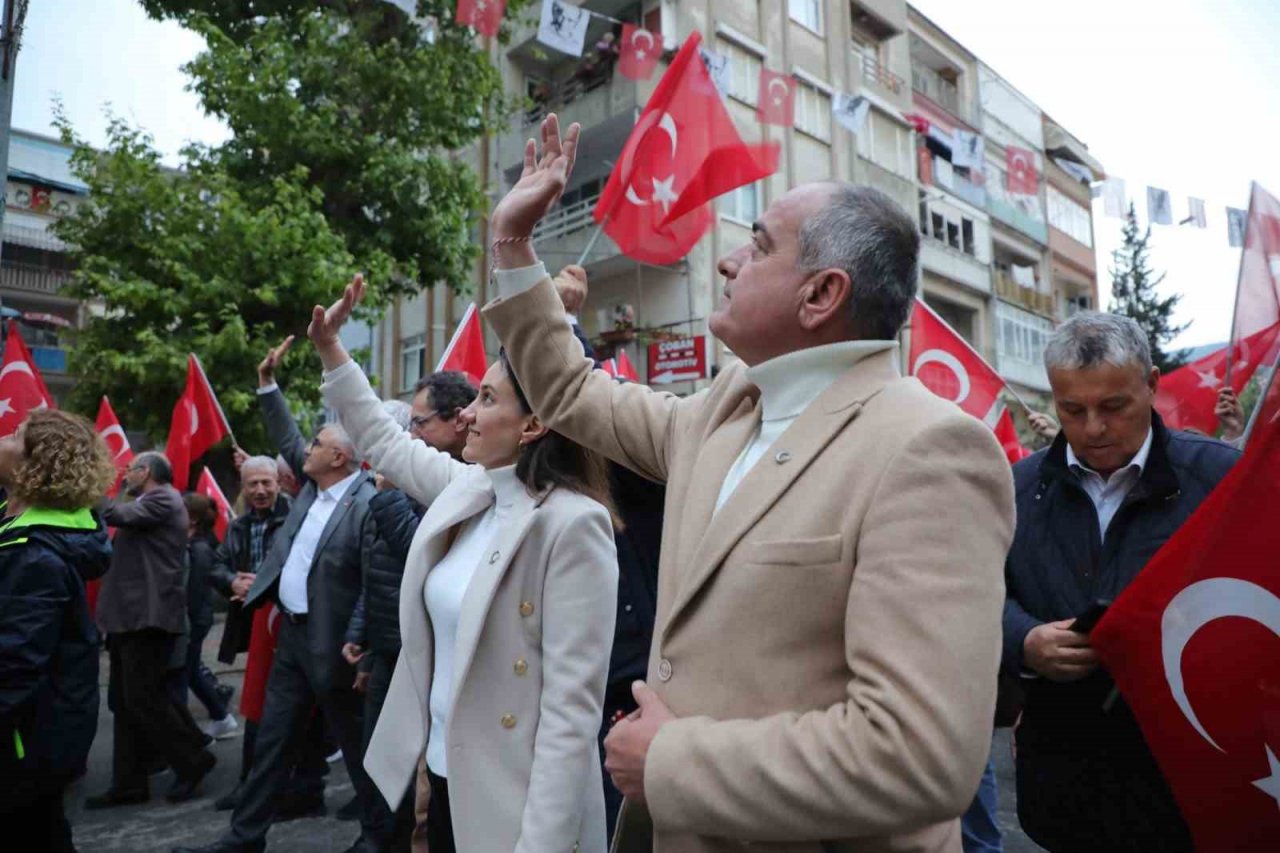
[718,38,763,107]
[962,220,975,255]
[719,182,761,224]
[789,0,823,34]
[997,304,1053,367]
[400,334,425,392]
[856,110,913,178]
[794,81,831,141]
[1047,185,1094,248]
[922,201,979,259]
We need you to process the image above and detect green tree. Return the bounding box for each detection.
[1108,203,1190,373]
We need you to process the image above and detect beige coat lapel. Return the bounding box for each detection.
[666,351,901,630]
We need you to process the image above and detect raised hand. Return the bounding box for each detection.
[257,336,295,387]
[491,114,582,242]
[308,274,367,369]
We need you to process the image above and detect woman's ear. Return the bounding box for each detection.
[520,414,550,446]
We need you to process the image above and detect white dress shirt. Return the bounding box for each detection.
[1065,428,1154,540]
[276,470,362,614]
[424,464,522,777]
[714,340,896,512]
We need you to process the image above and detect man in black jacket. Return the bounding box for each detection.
[342,370,475,851]
[1003,312,1239,852]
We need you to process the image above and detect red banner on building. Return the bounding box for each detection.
[647,336,707,384]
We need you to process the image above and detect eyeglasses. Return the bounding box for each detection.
[410,412,443,430]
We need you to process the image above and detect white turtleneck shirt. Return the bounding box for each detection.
[424,463,524,777]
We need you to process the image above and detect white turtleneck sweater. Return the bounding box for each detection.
[492,262,897,514]
[424,464,523,777]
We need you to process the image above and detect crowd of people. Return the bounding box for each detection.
[0,112,1253,853]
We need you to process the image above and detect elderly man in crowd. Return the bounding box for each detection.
[89,452,217,808]
[480,115,1014,852]
[1003,312,1238,852]
[175,338,378,853]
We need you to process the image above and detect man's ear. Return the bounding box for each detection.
[798,268,852,332]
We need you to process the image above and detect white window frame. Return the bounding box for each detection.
[793,79,831,142]
[399,333,426,393]
[1046,184,1093,248]
[856,107,913,178]
[716,36,763,108]
[718,182,762,225]
[788,0,824,35]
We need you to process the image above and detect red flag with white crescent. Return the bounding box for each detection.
[195,467,234,542]
[1005,145,1038,195]
[454,0,505,37]
[165,354,232,491]
[0,321,55,438]
[756,68,796,127]
[908,299,1007,423]
[1155,321,1280,434]
[618,23,660,80]
[436,303,488,387]
[95,395,133,497]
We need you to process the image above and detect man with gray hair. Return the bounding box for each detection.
[480,114,1016,852]
[1003,311,1239,851]
[176,339,379,853]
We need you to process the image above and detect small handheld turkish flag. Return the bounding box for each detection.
[756,69,795,127]
[908,299,1006,423]
[993,406,1031,465]
[436,304,488,387]
[165,354,232,491]
[618,23,660,80]
[454,0,505,37]
[196,467,234,542]
[95,395,133,497]
[1156,321,1280,434]
[595,31,779,265]
[0,321,55,438]
[1091,369,1280,851]
[1005,145,1038,195]
[602,350,641,382]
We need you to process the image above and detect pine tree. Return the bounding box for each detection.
[1108,203,1190,372]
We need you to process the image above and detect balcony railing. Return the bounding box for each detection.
[0,262,69,295]
[525,71,614,127]
[911,63,962,118]
[859,53,904,97]
[533,194,600,243]
[994,270,1055,317]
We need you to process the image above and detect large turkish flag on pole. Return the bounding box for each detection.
[1092,371,1280,852]
[435,303,487,387]
[165,354,232,491]
[908,299,1007,423]
[1156,320,1280,434]
[1228,182,1280,381]
[95,395,133,498]
[595,31,778,265]
[0,321,55,438]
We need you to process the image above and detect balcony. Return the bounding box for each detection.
[503,71,640,178]
[911,63,963,120]
[531,192,622,266]
[856,53,905,98]
[0,261,69,295]
[30,346,67,373]
[994,270,1055,317]
[927,155,986,209]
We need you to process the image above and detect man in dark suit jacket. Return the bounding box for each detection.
[176,338,378,853]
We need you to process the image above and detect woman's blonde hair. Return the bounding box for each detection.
[12,410,118,510]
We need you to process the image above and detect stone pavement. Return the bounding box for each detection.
[65,618,1043,852]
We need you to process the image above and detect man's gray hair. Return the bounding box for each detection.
[134,451,173,485]
[381,400,413,432]
[240,455,277,480]
[796,183,920,340]
[321,422,358,470]
[1044,311,1153,373]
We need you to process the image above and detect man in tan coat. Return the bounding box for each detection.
[482,115,1015,852]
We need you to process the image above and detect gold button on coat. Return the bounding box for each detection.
[657,658,673,681]
[519,601,534,617]
[500,713,516,729]
[513,659,528,676]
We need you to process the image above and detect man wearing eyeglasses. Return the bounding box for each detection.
[178,338,379,853]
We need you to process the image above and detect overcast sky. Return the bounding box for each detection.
[18,0,1278,349]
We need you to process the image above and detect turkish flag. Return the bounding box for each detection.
[0,321,55,438]
[618,23,660,81]
[602,349,641,382]
[165,354,231,491]
[994,406,1031,465]
[1005,145,1038,195]
[1229,182,1280,354]
[1155,321,1280,434]
[240,604,281,722]
[908,299,1006,422]
[1091,370,1280,851]
[454,0,505,37]
[436,303,487,387]
[595,31,779,265]
[196,467,234,542]
[95,395,133,498]
[756,69,795,127]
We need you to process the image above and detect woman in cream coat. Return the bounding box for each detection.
[308,277,618,853]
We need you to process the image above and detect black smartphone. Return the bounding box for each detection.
[1068,599,1112,634]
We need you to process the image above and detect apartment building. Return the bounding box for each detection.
[369,0,1107,418]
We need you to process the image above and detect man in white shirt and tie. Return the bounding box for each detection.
[177,342,380,853]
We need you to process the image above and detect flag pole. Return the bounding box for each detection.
[1224,182,1257,387]
[576,216,608,266]
[190,352,237,447]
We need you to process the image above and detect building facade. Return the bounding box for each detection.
[367,1,1107,425]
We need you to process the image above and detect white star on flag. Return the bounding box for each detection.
[1195,367,1220,390]
[0,399,12,418]
[1252,745,1280,811]
[651,175,678,213]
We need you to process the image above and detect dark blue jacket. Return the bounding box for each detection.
[346,488,424,657]
[0,507,112,781]
[1003,412,1238,752]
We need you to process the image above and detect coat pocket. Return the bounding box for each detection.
[746,534,844,566]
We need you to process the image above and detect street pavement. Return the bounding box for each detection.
[66,619,1043,852]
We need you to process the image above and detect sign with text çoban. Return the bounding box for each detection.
[647,336,708,384]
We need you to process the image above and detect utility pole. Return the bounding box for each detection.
[0,0,30,270]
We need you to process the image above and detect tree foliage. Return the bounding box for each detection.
[54,0,526,452]
[1108,203,1190,373]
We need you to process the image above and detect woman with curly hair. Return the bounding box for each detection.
[0,410,115,852]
